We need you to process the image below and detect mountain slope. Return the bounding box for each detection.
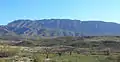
[6,19,81,37]
[1,19,120,37]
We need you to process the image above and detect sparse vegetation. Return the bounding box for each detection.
[0,36,120,62]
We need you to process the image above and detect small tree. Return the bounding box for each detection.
[104,48,110,56]
[43,47,52,58]
[33,58,38,62]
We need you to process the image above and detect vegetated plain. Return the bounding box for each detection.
[0,36,120,62]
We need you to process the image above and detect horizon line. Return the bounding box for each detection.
[1,18,120,25]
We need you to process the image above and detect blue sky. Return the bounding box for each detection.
[0,0,120,25]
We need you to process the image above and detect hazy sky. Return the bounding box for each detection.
[0,0,120,25]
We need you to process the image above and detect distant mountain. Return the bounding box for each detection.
[0,19,120,37]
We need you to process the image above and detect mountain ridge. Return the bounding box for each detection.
[0,19,120,37]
